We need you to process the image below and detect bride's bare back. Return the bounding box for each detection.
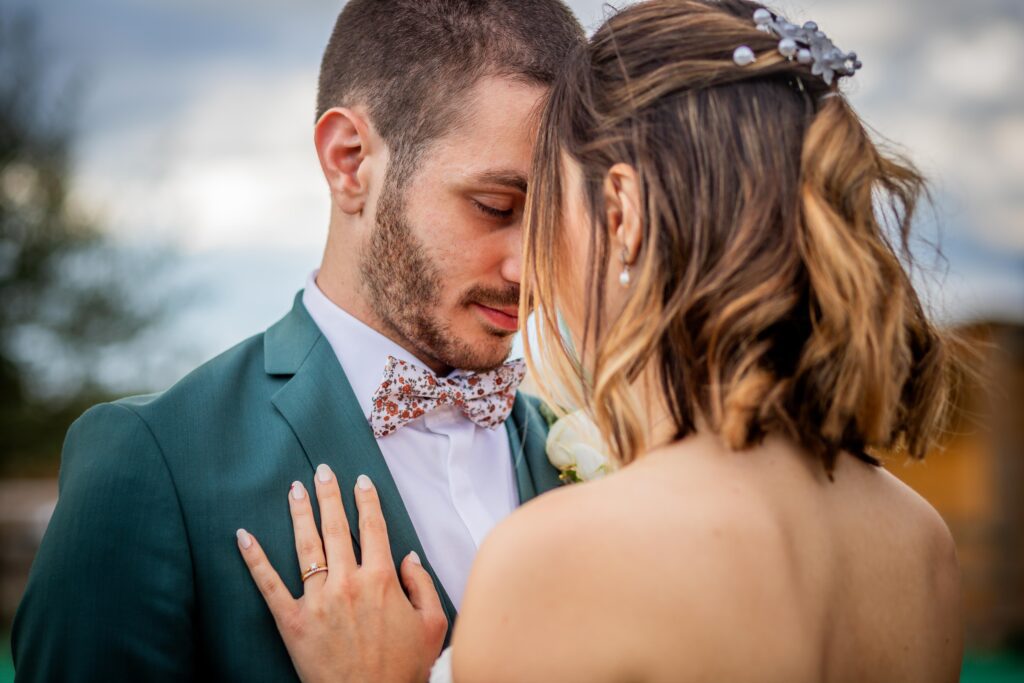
[453,431,962,683]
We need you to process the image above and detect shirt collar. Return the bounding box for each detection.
[301,270,469,419]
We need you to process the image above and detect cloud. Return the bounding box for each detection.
[75,63,329,252]
[34,0,1024,390]
[922,24,1023,101]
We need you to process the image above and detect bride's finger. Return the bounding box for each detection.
[236,528,299,625]
[353,474,395,572]
[287,480,328,591]
[400,551,447,646]
[312,463,357,574]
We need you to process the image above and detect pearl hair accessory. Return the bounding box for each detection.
[733,7,862,86]
[732,45,756,66]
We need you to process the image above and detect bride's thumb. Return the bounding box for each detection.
[400,552,448,639]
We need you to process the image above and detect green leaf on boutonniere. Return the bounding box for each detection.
[558,465,583,484]
[538,401,561,428]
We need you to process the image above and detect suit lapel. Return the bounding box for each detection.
[506,393,564,504]
[263,294,562,641]
[265,295,459,633]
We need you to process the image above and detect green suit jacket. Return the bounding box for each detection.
[12,293,561,681]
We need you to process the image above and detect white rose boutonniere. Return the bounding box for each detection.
[541,406,616,484]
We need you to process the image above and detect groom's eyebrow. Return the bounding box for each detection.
[471,170,528,194]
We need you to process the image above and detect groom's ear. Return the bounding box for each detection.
[314,107,377,215]
[602,163,643,265]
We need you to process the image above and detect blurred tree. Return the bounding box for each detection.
[0,9,163,476]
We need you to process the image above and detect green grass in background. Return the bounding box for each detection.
[2,632,12,683]
[960,651,1024,682]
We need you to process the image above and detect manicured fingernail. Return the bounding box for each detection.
[408,550,421,565]
[316,463,332,483]
[236,528,252,550]
[356,474,373,491]
[290,481,305,500]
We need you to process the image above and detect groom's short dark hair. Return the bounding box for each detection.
[317,0,584,179]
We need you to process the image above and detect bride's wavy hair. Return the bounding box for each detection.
[520,0,957,473]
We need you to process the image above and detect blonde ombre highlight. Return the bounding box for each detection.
[520,0,956,474]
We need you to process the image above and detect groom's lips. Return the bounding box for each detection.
[472,302,519,332]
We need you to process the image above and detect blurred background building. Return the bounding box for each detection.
[1,0,1021,680]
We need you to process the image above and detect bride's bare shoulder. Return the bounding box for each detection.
[451,441,789,682]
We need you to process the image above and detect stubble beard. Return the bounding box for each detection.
[359,176,517,374]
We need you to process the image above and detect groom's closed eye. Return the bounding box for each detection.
[460,169,528,224]
[472,198,517,220]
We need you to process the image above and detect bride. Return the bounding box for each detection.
[236,0,963,680]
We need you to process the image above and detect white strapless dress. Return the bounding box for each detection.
[429,647,454,683]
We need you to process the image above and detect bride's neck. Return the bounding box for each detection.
[633,366,682,458]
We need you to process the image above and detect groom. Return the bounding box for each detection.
[12,1,584,679]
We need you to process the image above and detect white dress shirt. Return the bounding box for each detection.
[302,270,520,609]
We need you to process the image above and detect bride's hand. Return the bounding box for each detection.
[236,464,448,683]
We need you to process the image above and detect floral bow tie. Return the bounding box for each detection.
[369,355,526,438]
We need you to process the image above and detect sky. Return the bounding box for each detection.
[10,0,1024,395]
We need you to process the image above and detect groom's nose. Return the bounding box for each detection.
[499,230,522,285]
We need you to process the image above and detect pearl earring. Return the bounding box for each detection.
[619,249,632,288]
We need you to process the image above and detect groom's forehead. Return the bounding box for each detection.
[427,75,545,183]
